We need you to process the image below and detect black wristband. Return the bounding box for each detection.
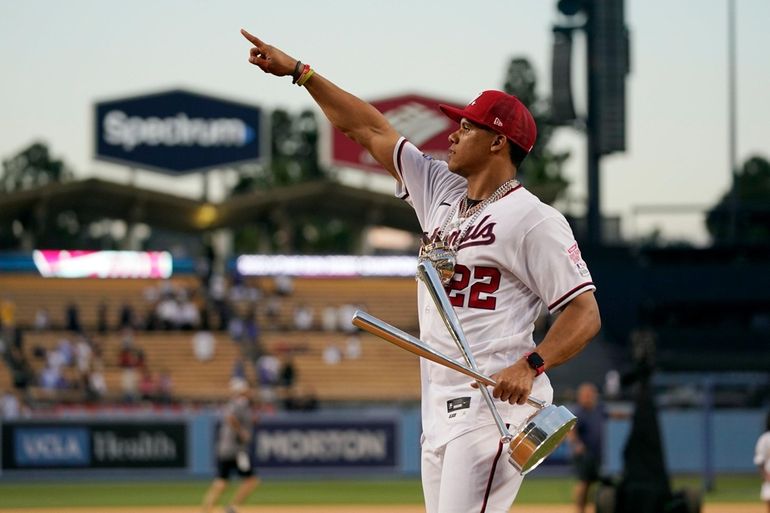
[291,60,303,84]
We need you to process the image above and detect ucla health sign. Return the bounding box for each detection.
[2,422,187,469]
[95,89,263,173]
[13,427,90,467]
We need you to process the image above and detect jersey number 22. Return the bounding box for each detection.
[445,265,500,310]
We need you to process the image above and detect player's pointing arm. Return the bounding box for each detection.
[241,29,401,180]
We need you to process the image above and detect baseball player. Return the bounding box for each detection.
[755,411,770,513]
[200,377,260,513]
[241,29,601,513]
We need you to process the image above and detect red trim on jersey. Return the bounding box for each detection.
[479,435,505,513]
[548,281,594,312]
[395,138,410,200]
[395,138,407,179]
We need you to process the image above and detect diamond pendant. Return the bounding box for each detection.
[418,240,456,285]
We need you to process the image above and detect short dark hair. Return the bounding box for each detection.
[472,121,530,168]
[508,142,529,169]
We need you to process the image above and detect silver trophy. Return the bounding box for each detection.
[351,261,577,475]
[418,240,457,286]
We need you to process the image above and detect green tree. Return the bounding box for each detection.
[0,142,79,249]
[232,108,323,194]
[230,109,356,254]
[503,57,569,204]
[0,141,74,193]
[706,155,770,245]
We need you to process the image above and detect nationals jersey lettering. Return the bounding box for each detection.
[394,137,595,449]
[425,214,497,250]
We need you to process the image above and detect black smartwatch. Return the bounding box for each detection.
[525,352,545,376]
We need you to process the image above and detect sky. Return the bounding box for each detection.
[1,0,769,245]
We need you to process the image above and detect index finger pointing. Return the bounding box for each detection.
[240,28,263,47]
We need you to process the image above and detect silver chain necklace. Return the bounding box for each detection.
[418,178,519,285]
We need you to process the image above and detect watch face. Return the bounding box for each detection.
[527,352,545,368]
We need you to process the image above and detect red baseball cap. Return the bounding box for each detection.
[439,90,537,153]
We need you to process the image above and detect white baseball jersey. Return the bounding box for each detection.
[394,137,596,449]
[755,431,770,501]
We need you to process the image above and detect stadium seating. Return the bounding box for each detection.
[0,275,199,330]
[0,274,424,404]
[15,330,420,403]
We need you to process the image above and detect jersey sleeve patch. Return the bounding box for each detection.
[567,242,591,278]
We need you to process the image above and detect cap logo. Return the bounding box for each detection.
[493,117,503,127]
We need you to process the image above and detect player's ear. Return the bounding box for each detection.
[490,134,507,153]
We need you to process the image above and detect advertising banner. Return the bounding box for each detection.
[254,420,397,468]
[330,94,462,174]
[2,422,186,469]
[32,250,173,279]
[95,89,263,173]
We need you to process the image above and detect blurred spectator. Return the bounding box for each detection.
[157,295,180,330]
[11,327,23,351]
[118,335,145,403]
[231,358,247,380]
[274,275,293,296]
[257,353,281,403]
[119,302,136,331]
[604,369,621,400]
[193,330,216,362]
[156,369,173,404]
[87,359,108,401]
[120,366,140,403]
[229,281,261,304]
[39,362,65,394]
[321,306,338,332]
[139,368,157,402]
[228,316,245,342]
[278,356,296,390]
[264,295,283,330]
[322,343,342,365]
[65,301,81,333]
[180,299,201,330]
[75,336,93,374]
[337,304,358,334]
[46,344,66,371]
[345,335,362,360]
[33,307,50,331]
[5,346,33,393]
[283,385,319,412]
[241,310,262,361]
[293,304,314,331]
[97,300,109,334]
[567,383,606,513]
[56,337,75,367]
[208,274,230,331]
[0,389,25,419]
[0,296,16,329]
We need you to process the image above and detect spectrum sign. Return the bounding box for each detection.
[94,89,263,173]
[33,250,173,279]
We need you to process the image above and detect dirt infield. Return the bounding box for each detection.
[0,505,759,513]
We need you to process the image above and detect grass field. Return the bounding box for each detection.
[0,475,761,509]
